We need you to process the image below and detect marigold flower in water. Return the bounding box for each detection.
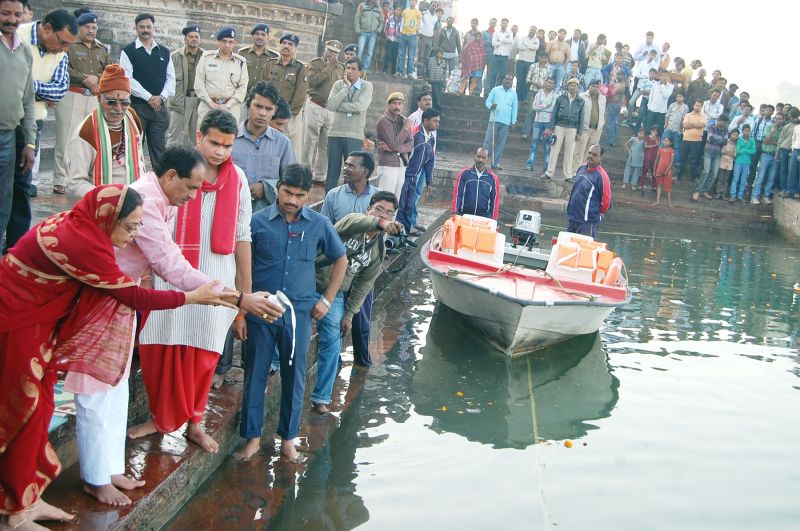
[564,440,573,448]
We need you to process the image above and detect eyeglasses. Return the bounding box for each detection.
[103,98,132,108]
[370,204,396,218]
[119,221,143,235]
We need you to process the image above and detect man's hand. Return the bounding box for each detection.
[250,182,265,200]
[312,299,330,320]
[46,102,56,108]
[340,317,352,337]
[575,134,580,142]
[20,145,35,172]
[240,292,284,322]
[425,184,433,197]
[233,318,247,340]
[149,95,163,111]
[490,103,497,110]
[379,219,404,235]
[378,140,390,152]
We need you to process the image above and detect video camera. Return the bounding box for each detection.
[385,232,417,251]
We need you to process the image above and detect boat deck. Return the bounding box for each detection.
[426,248,629,305]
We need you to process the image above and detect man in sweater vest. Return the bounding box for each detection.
[120,13,175,167]
[0,0,36,254]
[4,9,76,253]
[166,24,204,148]
[324,57,373,192]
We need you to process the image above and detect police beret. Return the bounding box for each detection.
[280,34,300,46]
[77,13,97,26]
[343,43,358,54]
[217,27,236,40]
[182,24,200,36]
[251,23,269,35]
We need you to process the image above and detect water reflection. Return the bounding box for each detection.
[411,304,619,448]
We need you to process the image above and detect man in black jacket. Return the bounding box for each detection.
[542,77,584,180]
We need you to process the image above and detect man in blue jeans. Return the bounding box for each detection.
[237,164,347,463]
[354,0,382,72]
[525,77,557,171]
[311,191,402,414]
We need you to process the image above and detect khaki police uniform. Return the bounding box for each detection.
[167,47,205,147]
[301,55,344,180]
[264,56,308,157]
[54,40,109,187]
[239,45,279,93]
[194,49,249,131]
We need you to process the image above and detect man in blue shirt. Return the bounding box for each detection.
[321,151,378,368]
[236,164,347,463]
[233,81,295,212]
[396,108,439,234]
[482,73,518,170]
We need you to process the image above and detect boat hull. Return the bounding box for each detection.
[428,267,615,356]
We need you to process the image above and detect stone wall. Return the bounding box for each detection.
[41,0,342,62]
[773,196,800,242]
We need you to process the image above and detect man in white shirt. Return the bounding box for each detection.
[645,70,673,136]
[569,28,585,65]
[416,1,438,77]
[515,26,539,104]
[632,31,658,93]
[488,18,513,91]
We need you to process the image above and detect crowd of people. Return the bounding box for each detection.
[351,1,800,203]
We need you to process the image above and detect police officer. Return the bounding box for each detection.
[240,23,277,93]
[302,39,343,182]
[53,12,109,195]
[167,24,205,147]
[264,33,308,157]
[194,27,249,130]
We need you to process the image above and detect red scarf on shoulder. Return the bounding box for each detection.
[174,156,241,267]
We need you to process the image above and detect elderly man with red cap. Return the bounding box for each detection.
[66,63,145,202]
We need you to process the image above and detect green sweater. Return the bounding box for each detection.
[328,79,374,141]
[735,137,756,165]
[315,213,385,320]
[0,39,36,144]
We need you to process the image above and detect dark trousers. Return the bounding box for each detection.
[132,99,170,166]
[383,40,399,74]
[430,81,444,113]
[4,122,41,253]
[748,141,763,187]
[778,148,791,192]
[325,136,363,193]
[396,171,417,232]
[0,129,17,252]
[645,111,666,137]
[678,140,703,180]
[567,219,598,239]
[215,328,235,375]
[488,55,509,89]
[348,288,373,367]
[240,310,311,440]
[515,60,533,102]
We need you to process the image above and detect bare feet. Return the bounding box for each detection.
[280,438,306,464]
[668,202,673,208]
[186,423,218,453]
[112,474,146,491]
[211,373,225,389]
[2,514,49,530]
[233,437,261,461]
[127,419,158,439]
[9,500,76,529]
[83,483,132,506]
[651,201,659,206]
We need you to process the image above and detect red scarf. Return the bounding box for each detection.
[174,156,240,267]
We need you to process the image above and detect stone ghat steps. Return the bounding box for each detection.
[43,206,450,531]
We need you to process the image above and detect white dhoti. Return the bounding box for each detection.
[167,96,200,147]
[54,90,97,187]
[376,165,406,199]
[301,99,333,180]
[74,378,129,485]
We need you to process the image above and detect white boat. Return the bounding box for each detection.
[422,215,632,356]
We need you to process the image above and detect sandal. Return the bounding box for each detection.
[52,185,65,194]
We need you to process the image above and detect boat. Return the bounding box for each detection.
[421,214,632,356]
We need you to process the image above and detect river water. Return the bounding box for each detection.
[168,219,800,531]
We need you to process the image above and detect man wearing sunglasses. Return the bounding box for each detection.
[66,64,145,201]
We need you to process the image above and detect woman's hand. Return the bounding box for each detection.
[184,281,239,309]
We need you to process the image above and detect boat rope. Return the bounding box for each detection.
[526,356,552,530]
[444,263,524,279]
[542,271,598,302]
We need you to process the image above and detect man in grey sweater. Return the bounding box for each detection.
[311,190,402,413]
[324,57,373,192]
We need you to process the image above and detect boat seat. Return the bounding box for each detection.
[546,242,598,282]
[459,226,497,254]
[593,249,616,283]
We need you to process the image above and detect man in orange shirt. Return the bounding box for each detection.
[677,100,708,181]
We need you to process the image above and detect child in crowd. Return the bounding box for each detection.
[716,130,738,199]
[653,136,675,207]
[623,128,646,189]
[730,124,756,202]
[639,126,660,190]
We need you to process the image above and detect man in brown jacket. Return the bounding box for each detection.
[375,91,414,198]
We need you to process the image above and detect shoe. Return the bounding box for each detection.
[311,402,330,415]
[405,239,418,248]
[414,224,427,232]
[541,173,551,179]
[525,165,533,171]
[750,197,760,205]
[392,72,402,78]
[522,134,529,140]
[794,194,800,199]
[728,197,735,203]
[28,185,37,198]
[52,185,65,195]
[564,177,574,183]
[386,248,401,256]
[408,229,422,237]
[703,193,713,199]
[762,197,772,205]
[692,192,700,201]
[408,72,417,79]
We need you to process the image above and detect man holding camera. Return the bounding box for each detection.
[311,190,402,413]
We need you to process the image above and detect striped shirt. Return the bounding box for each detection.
[29,21,69,102]
[139,167,252,353]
